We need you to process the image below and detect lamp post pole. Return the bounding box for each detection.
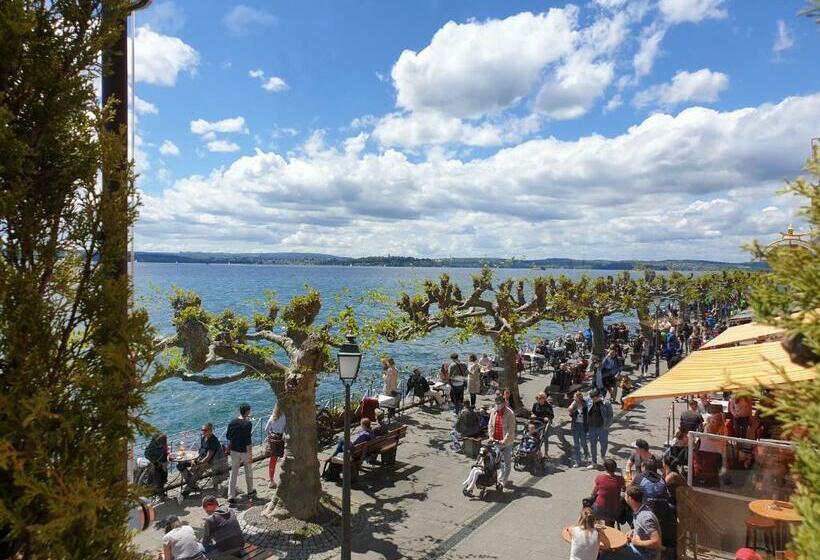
[654,303,661,378]
[336,335,362,560]
[341,380,352,560]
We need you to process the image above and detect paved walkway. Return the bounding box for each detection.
[135,361,674,559]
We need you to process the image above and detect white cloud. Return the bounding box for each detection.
[604,95,623,112]
[159,140,180,156]
[659,0,727,24]
[633,25,666,78]
[634,68,729,108]
[773,20,794,54]
[262,76,288,92]
[138,94,820,260]
[224,4,276,37]
[372,111,542,148]
[205,140,241,153]
[132,26,198,86]
[391,8,579,118]
[142,1,186,34]
[134,95,158,115]
[534,53,614,119]
[248,70,289,92]
[190,117,249,136]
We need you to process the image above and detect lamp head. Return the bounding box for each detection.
[337,334,362,384]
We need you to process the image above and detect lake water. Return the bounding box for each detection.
[135,263,639,442]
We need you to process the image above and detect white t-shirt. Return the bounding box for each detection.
[569,527,599,560]
[162,525,204,558]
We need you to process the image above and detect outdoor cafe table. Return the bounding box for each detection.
[749,500,801,551]
[562,526,628,551]
[169,450,199,463]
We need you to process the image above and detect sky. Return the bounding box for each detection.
[130,0,820,261]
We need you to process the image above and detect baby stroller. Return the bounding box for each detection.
[463,442,504,500]
[513,424,546,476]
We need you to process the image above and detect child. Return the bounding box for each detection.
[477,405,490,436]
[619,374,632,402]
[462,446,496,496]
[520,422,542,455]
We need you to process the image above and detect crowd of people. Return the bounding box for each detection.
[146,305,762,560]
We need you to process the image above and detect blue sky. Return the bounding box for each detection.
[131,0,820,260]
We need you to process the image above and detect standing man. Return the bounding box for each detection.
[487,395,516,487]
[586,390,613,470]
[448,353,467,414]
[568,391,589,468]
[227,403,254,504]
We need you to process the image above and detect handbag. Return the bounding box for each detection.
[268,432,285,458]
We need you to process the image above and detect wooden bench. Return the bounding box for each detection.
[329,425,408,482]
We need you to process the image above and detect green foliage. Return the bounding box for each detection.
[0,1,154,557]
[749,145,820,559]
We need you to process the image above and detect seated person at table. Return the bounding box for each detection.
[603,485,661,560]
[177,423,227,494]
[406,368,445,406]
[144,432,169,496]
[200,495,245,556]
[455,401,482,437]
[664,429,689,471]
[626,439,652,481]
[679,400,704,433]
[569,507,600,560]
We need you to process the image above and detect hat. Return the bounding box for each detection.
[734,548,763,560]
[633,439,649,450]
[163,515,180,533]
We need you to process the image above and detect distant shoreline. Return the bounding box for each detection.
[132,252,766,272]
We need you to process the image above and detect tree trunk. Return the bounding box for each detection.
[589,314,605,358]
[679,299,690,323]
[495,340,524,412]
[635,306,653,339]
[266,368,322,520]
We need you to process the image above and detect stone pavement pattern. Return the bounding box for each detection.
[135,362,673,559]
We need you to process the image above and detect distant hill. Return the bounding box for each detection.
[133,252,767,271]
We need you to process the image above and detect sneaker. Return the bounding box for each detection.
[462,487,473,497]
[571,461,580,468]
[268,480,277,489]
[503,480,514,488]
[585,462,598,470]
[247,489,257,498]
[228,497,239,504]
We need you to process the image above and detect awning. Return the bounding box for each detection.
[700,322,784,350]
[623,341,816,409]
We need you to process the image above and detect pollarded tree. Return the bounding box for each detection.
[373,267,575,410]
[573,272,639,357]
[155,288,355,520]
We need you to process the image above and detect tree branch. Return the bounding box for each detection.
[247,330,298,358]
[170,366,254,386]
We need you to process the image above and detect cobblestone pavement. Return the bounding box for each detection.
[133,360,673,559]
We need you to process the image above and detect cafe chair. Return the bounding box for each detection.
[745,514,776,557]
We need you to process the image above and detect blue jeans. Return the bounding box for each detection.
[571,423,589,463]
[588,427,609,463]
[601,544,655,559]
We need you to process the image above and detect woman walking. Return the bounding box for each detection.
[467,354,482,408]
[568,391,589,468]
[265,404,287,488]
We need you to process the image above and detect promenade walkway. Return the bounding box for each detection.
[134,362,673,559]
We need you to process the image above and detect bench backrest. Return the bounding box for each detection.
[349,425,409,461]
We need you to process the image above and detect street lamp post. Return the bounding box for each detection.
[337,335,362,560]
[654,304,661,378]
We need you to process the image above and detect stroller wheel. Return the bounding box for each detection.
[513,457,526,472]
[479,489,486,500]
[496,482,503,492]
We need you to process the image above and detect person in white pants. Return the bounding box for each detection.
[226,403,255,503]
